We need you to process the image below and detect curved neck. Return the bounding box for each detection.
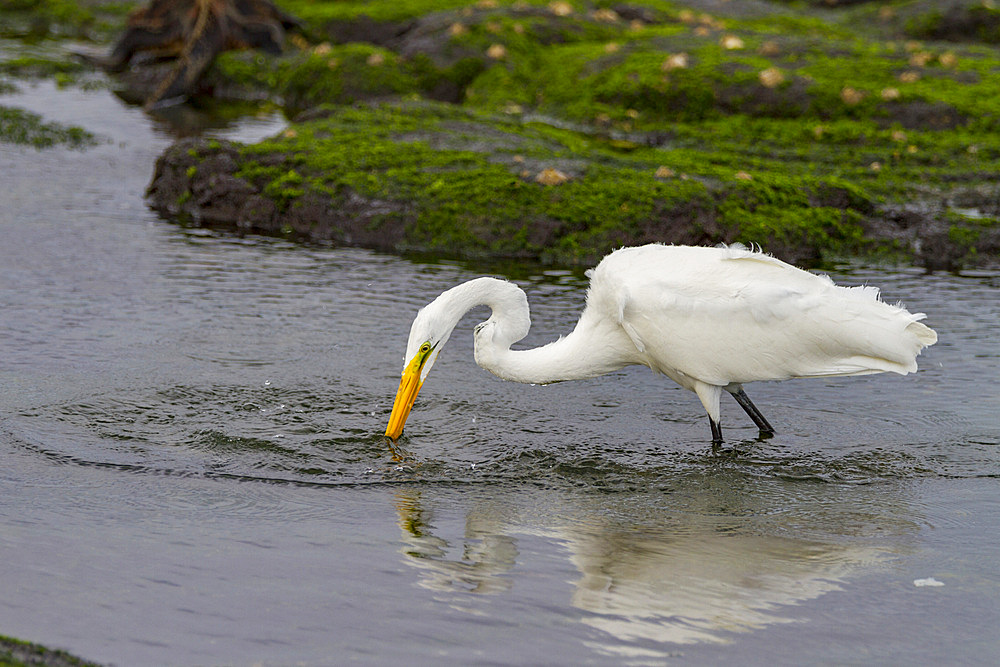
[409,278,530,372]
[434,276,531,342]
[473,295,637,385]
[427,278,637,386]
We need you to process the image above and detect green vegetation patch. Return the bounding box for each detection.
[277,0,579,24]
[0,105,98,148]
[0,0,136,42]
[214,43,453,115]
[0,55,88,80]
[21,0,986,268]
[0,633,101,667]
[162,100,873,264]
[466,14,1000,132]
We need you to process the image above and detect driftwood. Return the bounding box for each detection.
[78,0,300,108]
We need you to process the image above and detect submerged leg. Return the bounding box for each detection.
[694,382,725,445]
[729,386,775,435]
[709,417,723,445]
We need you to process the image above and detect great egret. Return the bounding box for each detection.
[385,244,937,443]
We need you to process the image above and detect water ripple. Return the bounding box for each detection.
[6,374,996,491]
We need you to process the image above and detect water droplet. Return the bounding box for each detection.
[914,577,944,587]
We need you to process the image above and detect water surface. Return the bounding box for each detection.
[1,81,998,666]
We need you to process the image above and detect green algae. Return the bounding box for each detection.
[0,633,101,667]
[0,0,134,43]
[5,0,994,266]
[0,105,98,148]
[0,56,88,79]
[215,44,433,115]
[184,100,873,263]
[466,14,1000,131]
[142,1,999,265]
[0,2,126,89]
[276,0,590,24]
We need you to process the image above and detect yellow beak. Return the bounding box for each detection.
[384,354,426,440]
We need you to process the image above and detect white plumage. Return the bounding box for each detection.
[385,243,937,443]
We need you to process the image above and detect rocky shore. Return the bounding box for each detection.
[0,633,100,667]
[4,0,1000,268]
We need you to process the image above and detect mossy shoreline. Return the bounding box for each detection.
[149,100,880,266]
[0,105,98,148]
[0,634,101,667]
[150,0,1000,269]
[4,0,1000,268]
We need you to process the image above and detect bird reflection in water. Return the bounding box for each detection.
[393,490,518,595]
[565,526,886,649]
[391,491,893,651]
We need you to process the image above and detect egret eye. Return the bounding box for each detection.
[419,342,432,354]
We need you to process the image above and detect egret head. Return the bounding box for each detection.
[384,299,456,440]
[384,277,528,440]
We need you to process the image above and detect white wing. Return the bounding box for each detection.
[588,244,936,387]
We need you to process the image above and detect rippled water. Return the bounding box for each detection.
[2,82,999,665]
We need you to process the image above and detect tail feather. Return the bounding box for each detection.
[907,319,938,347]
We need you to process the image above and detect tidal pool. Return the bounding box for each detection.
[1,82,998,666]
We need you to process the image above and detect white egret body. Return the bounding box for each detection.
[385,244,937,443]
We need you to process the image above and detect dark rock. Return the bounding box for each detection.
[146,137,412,248]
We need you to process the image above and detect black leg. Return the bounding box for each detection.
[709,417,723,445]
[730,387,775,435]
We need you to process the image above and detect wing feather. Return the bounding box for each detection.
[587,244,934,386]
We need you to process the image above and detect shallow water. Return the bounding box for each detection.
[2,81,999,666]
